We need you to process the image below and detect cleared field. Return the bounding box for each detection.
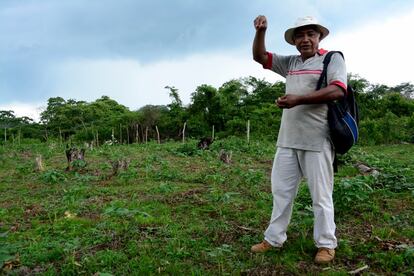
[1,138,413,275]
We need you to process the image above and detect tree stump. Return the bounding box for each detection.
[65,146,86,171]
[35,155,44,172]
[219,149,232,164]
[197,137,214,150]
[110,158,131,176]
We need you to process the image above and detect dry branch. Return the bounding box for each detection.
[348,265,369,274]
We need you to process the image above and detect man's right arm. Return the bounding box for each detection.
[252,15,269,67]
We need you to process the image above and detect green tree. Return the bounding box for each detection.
[188,85,222,136]
[392,82,414,99]
[0,110,17,129]
[163,86,186,139]
[381,93,414,118]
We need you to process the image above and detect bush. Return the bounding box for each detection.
[359,113,413,145]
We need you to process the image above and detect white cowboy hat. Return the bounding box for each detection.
[284,16,329,45]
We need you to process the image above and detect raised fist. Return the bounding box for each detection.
[254,15,267,31]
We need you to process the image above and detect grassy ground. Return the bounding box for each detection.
[0,138,413,275]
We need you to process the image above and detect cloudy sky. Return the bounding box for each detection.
[1,0,414,121]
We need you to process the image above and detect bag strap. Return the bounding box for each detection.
[316,51,344,172]
[333,154,338,173]
[316,51,344,90]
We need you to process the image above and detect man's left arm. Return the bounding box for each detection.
[276,85,343,108]
[277,52,347,109]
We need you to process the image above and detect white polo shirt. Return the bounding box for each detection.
[264,49,347,151]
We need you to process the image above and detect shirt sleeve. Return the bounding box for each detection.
[327,52,347,93]
[263,52,292,78]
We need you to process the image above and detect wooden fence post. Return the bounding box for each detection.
[212,125,215,140]
[247,120,250,144]
[155,126,160,144]
[136,124,140,143]
[59,128,63,147]
[92,132,95,148]
[119,124,122,144]
[182,122,187,143]
[18,127,21,146]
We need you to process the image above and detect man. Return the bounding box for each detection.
[251,15,347,264]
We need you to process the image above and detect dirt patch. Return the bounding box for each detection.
[162,188,207,205]
[23,204,46,220]
[336,221,373,243]
[82,231,125,254]
[78,211,101,221]
[19,151,34,160]
[380,196,414,215]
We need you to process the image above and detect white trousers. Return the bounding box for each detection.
[264,139,337,249]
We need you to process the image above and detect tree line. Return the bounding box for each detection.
[1,76,413,146]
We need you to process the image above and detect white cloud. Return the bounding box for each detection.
[49,49,282,109]
[323,7,414,86]
[0,102,43,122]
[2,50,281,121]
[47,7,414,116]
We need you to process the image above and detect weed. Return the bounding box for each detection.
[375,167,412,191]
[117,168,138,183]
[15,163,33,175]
[71,159,87,170]
[204,173,226,185]
[0,244,15,268]
[40,169,67,184]
[240,169,266,186]
[170,142,202,157]
[334,176,374,213]
[73,172,98,183]
[103,206,151,219]
[206,244,234,260]
[208,189,240,203]
[151,182,177,194]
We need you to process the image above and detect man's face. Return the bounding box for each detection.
[293,26,321,59]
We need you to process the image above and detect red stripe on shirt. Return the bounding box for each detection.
[330,80,347,94]
[263,52,273,69]
[287,70,322,75]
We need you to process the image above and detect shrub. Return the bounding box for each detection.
[40,169,67,184]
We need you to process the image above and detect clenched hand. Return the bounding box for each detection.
[254,15,267,31]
